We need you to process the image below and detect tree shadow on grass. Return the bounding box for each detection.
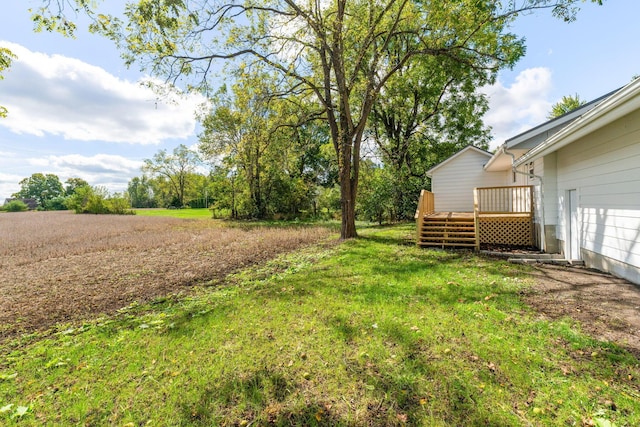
[182,368,295,425]
[181,368,351,426]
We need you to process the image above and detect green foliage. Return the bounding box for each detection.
[64,177,89,197]
[31,0,604,236]
[548,93,588,119]
[3,200,28,212]
[43,196,69,211]
[127,176,157,208]
[66,186,134,215]
[357,164,396,225]
[316,186,341,219]
[108,193,134,215]
[200,72,333,220]
[12,173,64,208]
[28,0,102,37]
[142,145,201,208]
[94,0,605,237]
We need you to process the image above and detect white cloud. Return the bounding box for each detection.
[0,152,142,199]
[482,67,553,149]
[0,171,24,202]
[0,42,206,144]
[25,154,143,192]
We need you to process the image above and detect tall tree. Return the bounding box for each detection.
[200,70,326,218]
[548,93,587,119]
[200,75,276,218]
[127,176,156,208]
[369,53,492,220]
[142,144,201,207]
[13,173,64,207]
[32,0,603,237]
[64,177,90,196]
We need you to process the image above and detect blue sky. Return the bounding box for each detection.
[1,0,638,200]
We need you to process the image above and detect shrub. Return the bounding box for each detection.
[44,196,69,211]
[4,200,28,212]
[107,196,135,215]
[67,186,135,215]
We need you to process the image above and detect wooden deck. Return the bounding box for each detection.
[418,212,476,248]
[415,186,535,249]
[424,212,474,220]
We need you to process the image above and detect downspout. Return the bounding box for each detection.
[502,144,546,252]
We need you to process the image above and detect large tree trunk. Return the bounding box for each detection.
[337,129,359,239]
[339,167,357,239]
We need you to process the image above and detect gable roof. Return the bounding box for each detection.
[506,89,617,150]
[425,145,493,177]
[484,87,620,172]
[515,78,640,167]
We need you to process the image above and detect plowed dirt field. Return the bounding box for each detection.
[0,211,331,341]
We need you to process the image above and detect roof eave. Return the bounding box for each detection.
[425,145,492,177]
[505,89,617,150]
[515,79,640,167]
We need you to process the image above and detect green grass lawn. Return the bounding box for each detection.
[134,208,214,219]
[1,224,638,426]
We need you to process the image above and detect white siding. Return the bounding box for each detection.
[554,108,640,278]
[431,149,509,212]
[542,153,558,226]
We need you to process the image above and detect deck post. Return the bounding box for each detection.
[415,190,425,244]
[473,188,480,250]
[415,190,435,246]
[529,185,535,246]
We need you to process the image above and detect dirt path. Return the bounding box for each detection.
[524,263,640,357]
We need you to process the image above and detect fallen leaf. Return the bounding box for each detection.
[14,406,29,417]
[0,373,17,381]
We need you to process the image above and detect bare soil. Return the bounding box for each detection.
[0,211,332,342]
[523,263,640,357]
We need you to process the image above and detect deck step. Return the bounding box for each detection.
[417,213,477,249]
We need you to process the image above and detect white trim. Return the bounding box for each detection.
[515,78,640,167]
[504,90,613,149]
[426,145,492,177]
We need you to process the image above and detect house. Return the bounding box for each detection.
[3,198,38,210]
[416,78,640,284]
[426,145,507,212]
